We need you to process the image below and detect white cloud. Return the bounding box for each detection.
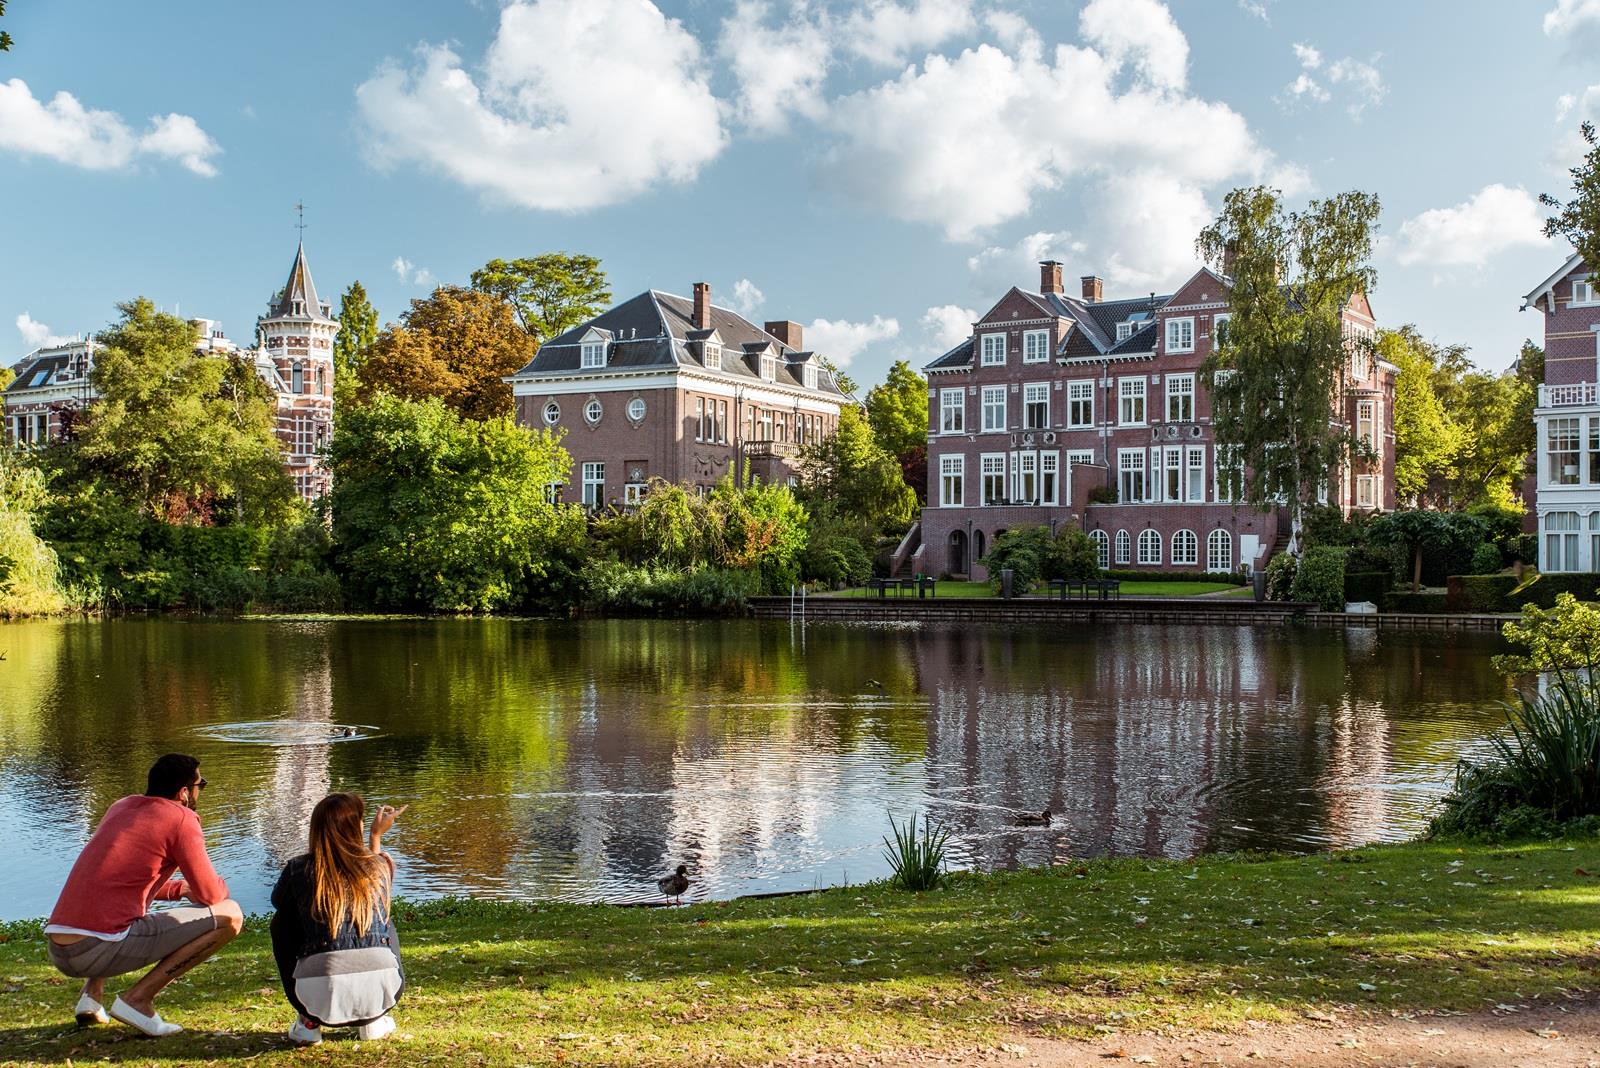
[1097,171,1216,289]
[1079,0,1190,92]
[719,1,832,133]
[1545,0,1600,36]
[804,315,900,365]
[0,78,221,175]
[16,313,70,349]
[391,256,435,287]
[921,304,976,348]
[356,0,725,211]
[1280,43,1384,118]
[1394,184,1548,268]
[1238,0,1272,21]
[730,278,766,315]
[966,230,1085,290]
[822,3,1282,251]
[840,0,978,67]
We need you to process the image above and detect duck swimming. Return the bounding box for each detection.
[1013,809,1053,827]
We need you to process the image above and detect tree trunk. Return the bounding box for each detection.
[1412,544,1422,593]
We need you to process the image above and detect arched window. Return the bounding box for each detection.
[1137,528,1161,565]
[291,362,304,394]
[1171,529,1198,566]
[975,529,987,562]
[1114,529,1131,565]
[1089,529,1109,569]
[543,401,561,425]
[1207,528,1232,573]
[316,366,325,395]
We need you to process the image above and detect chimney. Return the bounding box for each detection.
[764,320,803,350]
[692,282,711,329]
[1080,275,1103,303]
[1039,260,1063,295]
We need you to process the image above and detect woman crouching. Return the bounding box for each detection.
[271,793,406,1045]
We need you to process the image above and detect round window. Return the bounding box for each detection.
[628,398,646,421]
[543,401,560,425]
[585,399,603,424]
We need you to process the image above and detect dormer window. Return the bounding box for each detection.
[581,341,606,369]
[761,354,777,381]
[802,363,818,390]
[705,341,722,365]
[1116,322,1134,341]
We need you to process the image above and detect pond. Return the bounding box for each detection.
[0,617,1513,919]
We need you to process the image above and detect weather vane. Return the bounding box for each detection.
[294,200,307,237]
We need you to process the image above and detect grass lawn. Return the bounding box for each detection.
[3,839,1599,1066]
[822,581,1241,599]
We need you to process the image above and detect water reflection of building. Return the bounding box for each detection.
[255,640,334,865]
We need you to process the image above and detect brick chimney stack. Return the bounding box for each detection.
[764,320,803,350]
[692,282,711,329]
[1039,260,1063,295]
[1080,275,1103,303]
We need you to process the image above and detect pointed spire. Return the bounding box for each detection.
[268,240,331,321]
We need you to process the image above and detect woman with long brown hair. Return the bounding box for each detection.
[270,793,406,1045]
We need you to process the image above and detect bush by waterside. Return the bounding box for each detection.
[579,560,759,616]
[1289,545,1348,610]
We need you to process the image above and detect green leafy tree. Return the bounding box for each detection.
[819,356,856,397]
[357,286,535,421]
[864,360,929,458]
[797,405,916,531]
[1543,122,1600,268]
[708,475,809,593]
[470,254,611,344]
[332,280,378,410]
[1383,327,1463,505]
[64,298,293,524]
[1198,186,1381,554]
[1,0,12,52]
[1368,509,1488,593]
[328,394,583,611]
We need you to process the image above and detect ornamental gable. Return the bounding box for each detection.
[976,288,1055,328]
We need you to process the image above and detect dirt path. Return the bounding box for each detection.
[868,998,1600,1068]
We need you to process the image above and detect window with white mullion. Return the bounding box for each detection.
[1016,451,1039,503]
[1118,449,1145,502]
[1022,329,1050,363]
[1023,382,1049,429]
[939,455,965,507]
[980,332,1007,366]
[939,388,965,434]
[1164,317,1194,354]
[1166,374,1194,422]
[1068,380,1094,428]
[1163,447,1183,502]
[981,385,1007,432]
[1040,451,1059,505]
[1118,378,1146,425]
[1550,417,1581,486]
[981,453,1006,505]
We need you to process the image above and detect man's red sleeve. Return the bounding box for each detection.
[171,815,229,906]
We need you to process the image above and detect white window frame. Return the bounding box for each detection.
[1356,474,1376,509]
[1166,374,1194,423]
[1118,378,1146,426]
[1163,446,1183,502]
[802,364,818,389]
[1550,416,1581,486]
[1546,511,1582,572]
[628,397,646,421]
[1207,528,1232,573]
[1068,380,1094,428]
[585,398,603,424]
[980,332,1007,366]
[1016,450,1039,503]
[1212,313,1231,346]
[1116,322,1134,341]
[939,388,965,434]
[1171,529,1198,566]
[1090,529,1110,569]
[1215,444,1243,503]
[1186,446,1205,502]
[623,482,647,505]
[939,454,965,507]
[581,341,606,369]
[1115,529,1131,565]
[981,453,1006,505]
[761,354,777,382]
[1164,317,1194,354]
[981,385,1007,432]
[1138,528,1162,566]
[1576,277,1599,306]
[1022,329,1050,364]
[1040,450,1059,506]
[1118,448,1145,502]
[1023,382,1050,429]
[543,401,561,426]
[581,461,606,509]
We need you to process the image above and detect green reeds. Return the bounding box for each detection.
[882,811,950,891]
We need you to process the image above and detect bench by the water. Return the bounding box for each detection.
[1047,578,1121,600]
[866,577,936,599]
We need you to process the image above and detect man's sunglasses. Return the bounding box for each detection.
[193,777,208,791]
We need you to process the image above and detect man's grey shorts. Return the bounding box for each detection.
[47,907,219,979]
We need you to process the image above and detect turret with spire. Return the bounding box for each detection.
[259,224,339,501]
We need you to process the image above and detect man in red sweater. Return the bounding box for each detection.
[45,753,244,1037]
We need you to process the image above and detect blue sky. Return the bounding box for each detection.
[0,0,1590,389]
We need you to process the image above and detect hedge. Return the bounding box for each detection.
[1343,570,1391,605]
[1290,545,1348,611]
[1445,572,1600,613]
[1382,591,1449,613]
[1102,569,1248,585]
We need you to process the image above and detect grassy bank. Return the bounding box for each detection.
[823,580,1238,599]
[2,839,1597,1066]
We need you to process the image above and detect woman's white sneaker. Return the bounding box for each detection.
[357,1014,396,1041]
[288,1017,323,1045]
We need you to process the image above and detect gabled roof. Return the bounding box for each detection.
[925,337,974,372]
[4,352,78,394]
[508,289,849,397]
[266,242,334,322]
[1525,251,1585,312]
[925,287,1169,371]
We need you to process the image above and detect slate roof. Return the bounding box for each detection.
[508,290,850,398]
[4,353,77,393]
[266,242,334,322]
[923,287,1171,372]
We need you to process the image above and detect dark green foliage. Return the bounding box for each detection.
[1510,532,1538,564]
[1264,552,1297,601]
[1469,542,1504,575]
[470,253,611,344]
[800,507,875,587]
[1342,570,1391,604]
[1103,568,1247,585]
[1445,574,1519,613]
[882,812,949,892]
[1289,545,1348,610]
[1086,485,1117,505]
[798,406,916,533]
[1381,591,1449,612]
[1445,573,1600,613]
[1467,502,1527,564]
[578,560,758,616]
[1368,509,1489,590]
[981,526,1103,592]
[1543,122,1600,275]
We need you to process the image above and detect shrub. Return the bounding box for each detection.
[1469,541,1504,575]
[1444,573,1600,613]
[1343,570,1391,605]
[882,811,949,892]
[1289,545,1348,610]
[1445,574,1519,613]
[0,508,66,617]
[1467,502,1528,565]
[799,508,874,587]
[1103,569,1247,585]
[1264,552,1297,601]
[1086,485,1117,505]
[981,526,1051,591]
[579,560,757,616]
[1509,532,1539,564]
[1382,591,1448,612]
[1048,528,1102,583]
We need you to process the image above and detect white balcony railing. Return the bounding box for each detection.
[1541,382,1599,407]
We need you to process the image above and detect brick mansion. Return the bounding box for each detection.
[914,261,1397,580]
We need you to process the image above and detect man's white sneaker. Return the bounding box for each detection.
[288,1017,323,1045]
[109,997,182,1037]
[357,1014,396,1041]
[74,993,109,1026]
